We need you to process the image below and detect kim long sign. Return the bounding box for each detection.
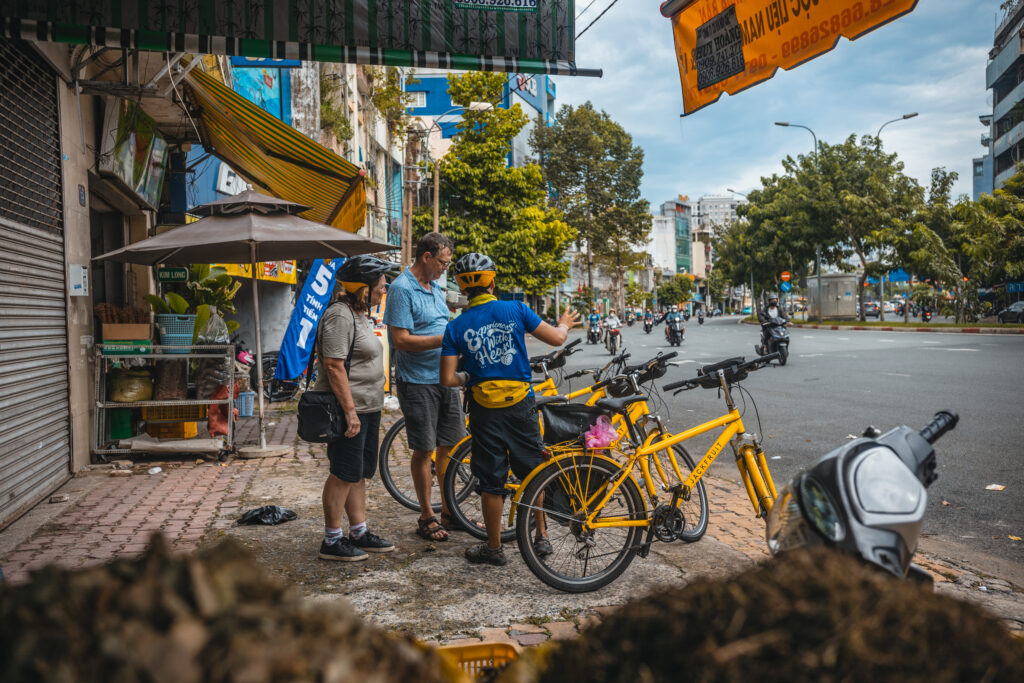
[661,0,919,114]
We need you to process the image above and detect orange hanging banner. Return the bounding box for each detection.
[663,0,919,115]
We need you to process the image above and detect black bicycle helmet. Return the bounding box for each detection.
[453,252,497,289]
[337,255,393,293]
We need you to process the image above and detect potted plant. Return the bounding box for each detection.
[146,266,241,350]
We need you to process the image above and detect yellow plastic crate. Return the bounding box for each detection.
[141,405,207,421]
[437,641,519,681]
[146,421,198,439]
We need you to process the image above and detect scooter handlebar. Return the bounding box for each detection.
[919,411,959,445]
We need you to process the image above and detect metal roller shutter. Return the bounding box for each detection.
[0,38,70,530]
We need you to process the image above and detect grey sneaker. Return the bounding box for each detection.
[465,542,507,566]
[318,537,368,562]
[350,531,394,553]
[533,536,553,557]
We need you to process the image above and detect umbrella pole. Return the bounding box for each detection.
[251,245,267,449]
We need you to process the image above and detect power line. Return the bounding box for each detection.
[576,0,600,19]
[576,0,622,39]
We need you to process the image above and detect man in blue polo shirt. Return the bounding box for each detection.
[383,232,466,542]
[439,252,580,566]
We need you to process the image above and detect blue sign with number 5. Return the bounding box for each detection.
[274,259,343,380]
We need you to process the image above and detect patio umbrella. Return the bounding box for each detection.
[94,194,397,456]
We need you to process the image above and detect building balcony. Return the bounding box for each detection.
[987,29,1024,89]
[995,77,1024,121]
[995,163,1019,189]
[994,119,1024,157]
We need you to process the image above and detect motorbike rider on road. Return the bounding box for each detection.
[603,309,621,344]
[758,296,788,350]
[587,309,602,343]
[664,305,685,342]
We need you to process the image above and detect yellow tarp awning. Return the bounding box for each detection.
[185,68,366,233]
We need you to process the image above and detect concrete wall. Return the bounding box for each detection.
[290,63,320,140]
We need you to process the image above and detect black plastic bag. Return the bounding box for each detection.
[237,505,297,525]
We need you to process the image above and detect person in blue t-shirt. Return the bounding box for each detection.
[440,252,580,566]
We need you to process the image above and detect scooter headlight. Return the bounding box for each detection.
[852,447,923,514]
[765,485,818,553]
[800,476,845,542]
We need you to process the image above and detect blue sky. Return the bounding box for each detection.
[556,0,996,205]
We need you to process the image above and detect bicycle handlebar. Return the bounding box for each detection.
[919,410,958,445]
[662,352,779,392]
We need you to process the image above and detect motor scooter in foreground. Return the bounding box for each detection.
[756,316,790,365]
[643,318,653,334]
[766,410,958,584]
[665,316,685,346]
[697,309,705,325]
[587,320,601,344]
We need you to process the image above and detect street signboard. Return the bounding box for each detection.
[780,271,791,282]
[157,267,188,283]
[780,281,792,293]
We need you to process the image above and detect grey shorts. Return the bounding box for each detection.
[395,382,467,452]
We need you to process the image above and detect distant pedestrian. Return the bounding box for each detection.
[315,256,395,562]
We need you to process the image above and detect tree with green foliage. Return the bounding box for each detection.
[624,279,651,309]
[530,102,650,307]
[657,274,694,307]
[412,72,575,295]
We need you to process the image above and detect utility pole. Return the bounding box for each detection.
[402,131,416,266]
[433,160,440,233]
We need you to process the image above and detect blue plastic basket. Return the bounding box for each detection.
[235,391,256,417]
[160,333,193,354]
[155,314,196,337]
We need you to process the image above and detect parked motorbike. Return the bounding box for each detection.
[605,324,622,355]
[643,318,653,334]
[756,316,790,365]
[587,321,601,344]
[921,308,933,323]
[766,411,958,584]
[665,317,685,346]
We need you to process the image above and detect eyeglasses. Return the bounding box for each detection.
[432,254,452,269]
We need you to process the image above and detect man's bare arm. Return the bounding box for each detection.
[389,326,443,352]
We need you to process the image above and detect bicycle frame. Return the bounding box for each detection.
[510,369,777,529]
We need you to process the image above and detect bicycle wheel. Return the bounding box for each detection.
[254,351,300,403]
[648,441,709,542]
[377,417,439,513]
[515,455,646,593]
[442,439,516,543]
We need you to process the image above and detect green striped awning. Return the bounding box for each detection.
[1,1,599,77]
[185,67,366,232]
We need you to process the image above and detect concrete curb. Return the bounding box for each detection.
[738,319,1024,334]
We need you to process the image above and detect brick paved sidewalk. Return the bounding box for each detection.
[1,408,1020,643]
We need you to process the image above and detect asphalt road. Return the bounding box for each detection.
[527,316,1024,565]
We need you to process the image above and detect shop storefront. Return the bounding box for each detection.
[0,38,72,528]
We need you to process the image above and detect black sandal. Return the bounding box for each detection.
[416,516,449,542]
[440,511,486,533]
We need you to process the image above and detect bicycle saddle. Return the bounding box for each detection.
[535,395,568,406]
[595,395,646,413]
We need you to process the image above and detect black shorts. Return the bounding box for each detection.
[395,382,466,452]
[467,393,545,496]
[326,411,381,482]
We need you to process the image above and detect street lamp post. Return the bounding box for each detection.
[774,122,823,323]
[876,112,918,137]
[726,188,750,313]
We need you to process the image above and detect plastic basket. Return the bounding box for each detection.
[155,314,196,336]
[437,642,519,681]
[159,333,194,354]
[141,405,207,421]
[146,421,198,439]
[235,391,256,417]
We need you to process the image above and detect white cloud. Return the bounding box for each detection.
[551,0,998,204]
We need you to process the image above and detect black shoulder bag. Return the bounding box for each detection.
[297,303,357,443]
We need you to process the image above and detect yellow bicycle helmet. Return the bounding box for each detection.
[453,252,496,290]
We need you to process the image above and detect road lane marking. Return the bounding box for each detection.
[877,339,895,343]
[922,341,940,344]
[882,372,912,378]
[838,337,849,340]
[800,353,824,358]
[922,348,978,352]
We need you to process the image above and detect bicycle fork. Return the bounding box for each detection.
[732,435,777,518]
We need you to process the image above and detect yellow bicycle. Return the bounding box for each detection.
[441,350,682,542]
[509,353,780,592]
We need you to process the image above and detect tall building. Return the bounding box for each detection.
[690,194,746,279]
[986,0,1024,191]
[658,197,692,276]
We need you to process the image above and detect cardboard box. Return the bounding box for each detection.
[103,323,152,341]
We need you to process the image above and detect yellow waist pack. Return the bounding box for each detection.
[471,380,531,408]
